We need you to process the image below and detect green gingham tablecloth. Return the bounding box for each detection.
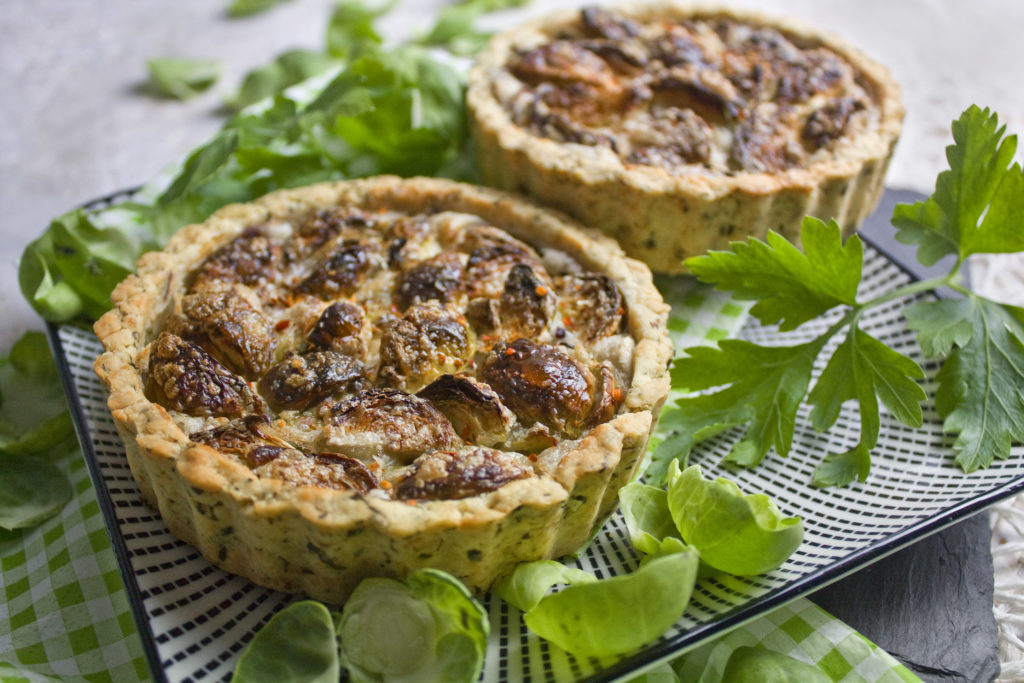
[0,278,919,683]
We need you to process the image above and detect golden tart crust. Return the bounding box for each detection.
[94,176,672,603]
[467,2,904,273]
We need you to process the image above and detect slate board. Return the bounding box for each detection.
[810,189,1000,683]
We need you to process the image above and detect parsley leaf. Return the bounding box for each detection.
[904,298,976,357]
[146,58,220,100]
[892,105,1024,265]
[655,106,1024,485]
[688,217,863,331]
[807,326,925,486]
[648,339,823,484]
[922,296,1024,472]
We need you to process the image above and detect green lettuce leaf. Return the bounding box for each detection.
[0,331,76,530]
[22,39,471,323]
[146,58,220,100]
[0,454,73,530]
[232,601,340,683]
[326,0,392,59]
[228,50,339,111]
[0,331,76,455]
[227,0,293,18]
[667,463,803,576]
[415,0,529,56]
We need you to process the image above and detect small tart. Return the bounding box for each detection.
[94,176,672,603]
[467,2,904,273]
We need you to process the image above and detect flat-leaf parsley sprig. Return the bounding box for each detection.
[650,105,1024,487]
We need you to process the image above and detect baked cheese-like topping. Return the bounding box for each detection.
[495,6,880,175]
[146,206,633,500]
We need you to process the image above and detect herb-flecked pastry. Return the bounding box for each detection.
[94,177,672,603]
[467,3,904,273]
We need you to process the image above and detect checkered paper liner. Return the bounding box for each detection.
[5,222,1014,681]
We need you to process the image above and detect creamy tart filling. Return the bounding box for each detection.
[143,205,635,500]
[495,6,881,177]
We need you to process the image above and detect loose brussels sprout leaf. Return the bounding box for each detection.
[721,646,830,682]
[0,454,73,530]
[232,600,339,683]
[339,569,487,683]
[495,559,597,612]
[619,482,682,555]
[520,550,699,658]
[667,463,803,576]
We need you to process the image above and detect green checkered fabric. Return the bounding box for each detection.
[0,279,916,682]
[0,443,149,682]
[662,598,920,683]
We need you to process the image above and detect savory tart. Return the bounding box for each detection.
[94,176,672,603]
[467,2,904,273]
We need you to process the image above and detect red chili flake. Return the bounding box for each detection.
[616,306,625,316]
[274,319,291,332]
[562,316,576,329]
[535,285,548,296]
[505,347,516,356]
[407,499,418,506]
[527,453,538,462]
[381,480,393,490]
